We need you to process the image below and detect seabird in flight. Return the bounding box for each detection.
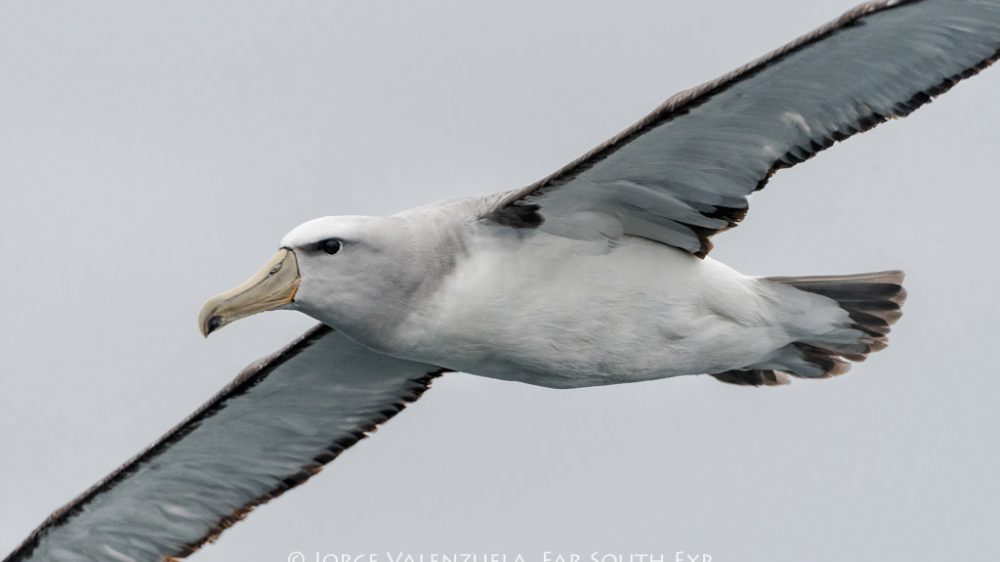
[6,0,999,560]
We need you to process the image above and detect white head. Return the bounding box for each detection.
[198,214,434,348]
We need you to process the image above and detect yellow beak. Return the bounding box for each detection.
[198,248,301,337]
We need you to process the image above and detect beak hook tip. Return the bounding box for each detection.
[201,315,223,338]
[198,248,300,338]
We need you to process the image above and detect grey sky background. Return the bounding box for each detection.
[1,1,998,561]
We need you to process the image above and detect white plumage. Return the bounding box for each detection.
[281,205,865,389]
[6,1,997,561]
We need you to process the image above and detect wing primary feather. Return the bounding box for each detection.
[485,0,1000,257]
[4,325,446,562]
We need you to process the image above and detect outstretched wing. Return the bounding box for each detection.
[486,0,1000,256]
[4,325,444,562]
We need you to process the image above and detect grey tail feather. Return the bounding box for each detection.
[711,270,907,387]
[710,369,791,387]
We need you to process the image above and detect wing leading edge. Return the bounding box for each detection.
[488,0,1000,256]
[5,325,444,562]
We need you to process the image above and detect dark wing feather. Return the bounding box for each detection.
[486,0,1000,256]
[4,325,445,562]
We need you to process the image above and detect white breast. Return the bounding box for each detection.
[393,227,793,388]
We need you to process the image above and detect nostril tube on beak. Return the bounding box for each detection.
[198,248,301,338]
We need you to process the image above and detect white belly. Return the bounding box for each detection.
[392,230,793,388]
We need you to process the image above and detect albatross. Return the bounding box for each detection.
[6,0,999,560]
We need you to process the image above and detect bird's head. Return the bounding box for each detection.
[199,215,417,339]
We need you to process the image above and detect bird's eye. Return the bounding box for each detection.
[316,238,343,255]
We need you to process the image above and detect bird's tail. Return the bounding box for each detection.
[711,270,907,386]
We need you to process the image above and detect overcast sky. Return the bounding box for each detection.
[1,1,998,561]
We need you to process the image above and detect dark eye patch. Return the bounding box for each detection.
[316,238,342,255]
